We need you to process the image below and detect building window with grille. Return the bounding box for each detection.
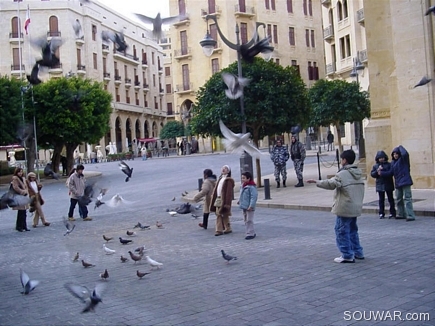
[153,74,156,87]
[180,30,188,55]
[92,25,97,41]
[305,29,310,47]
[115,88,120,102]
[265,0,270,10]
[178,0,186,16]
[291,60,300,76]
[154,96,158,109]
[93,53,97,69]
[240,23,248,44]
[308,0,313,16]
[211,58,219,74]
[287,0,293,13]
[313,62,319,80]
[275,58,280,65]
[308,61,313,80]
[210,24,218,48]
[165,66,171,76]
[166,84,172,93]
[272,25,278,44]
[48,16,60,37]
[271,0,276,10]
[152,52,155,65]
[182,64,190,90]
[135,92,139,106]
[167,102,173,115]
[289,27,295,46]
[125,90,130,104]
[303,0,307,15]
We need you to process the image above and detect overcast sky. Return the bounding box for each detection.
[98,0,170,20]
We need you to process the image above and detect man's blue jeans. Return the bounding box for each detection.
[396,186,415,219]
[335,216,364,260]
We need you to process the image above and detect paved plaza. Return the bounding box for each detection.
[0,153,434,325]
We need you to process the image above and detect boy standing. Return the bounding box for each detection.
[238,171,258,240]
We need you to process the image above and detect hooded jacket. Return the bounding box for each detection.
[193,175,217,214]
[316,164,365,217]
[68,171,86,199]
[239,181,258,210]
[370,151,395,192]
[270,145,289,166]
[380,145,413,188]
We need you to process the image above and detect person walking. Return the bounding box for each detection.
[370,151,396,219]
[327,130,334,151]
[210,165,235,236]
[189,169,217,230]
[26,172,50,228]
[238,171,258,240]
[307,150,365,263]
[290,134,306,187]
[11,167,30,232]
[270,139,289,188]
[67,164,91,221]
[378,145,415,221]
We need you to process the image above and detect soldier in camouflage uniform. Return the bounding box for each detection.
[290,134,306,187]
[270,139,290,188]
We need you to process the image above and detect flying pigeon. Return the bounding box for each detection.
[119,161,133,182]
[27,64,42,85]
[78,183,96,206]
[43,163,60,180]
[425,5,435,15]
[240,35,272,63]
[145,256,163,269]
[133,222,151,230]
[119,237,133,245]
[126,230,136,237]
[63,216,76,236]
[414,76,432,88]
[133,12,182,41]
[72,19,84,39]
[64,282,105,313]
[120,255,128,263]
[94,188,108,210]
[128,251,142,264]
[106,194,133,207]
[81,260,95,268]
[102,235,113,242]
[31,36,63,68]
[99,269,109,281]
[219,120,264,158]
[1,190,31,210]
[221,250,237,264]
[101,30,128,52]
[20,269,40,295]
[103,244,116,255]
[73,252,80,262]
[136,270,150,279]
[222,72,250,100]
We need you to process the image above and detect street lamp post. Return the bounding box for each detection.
[200,15,273,178]
[350,53,366,159]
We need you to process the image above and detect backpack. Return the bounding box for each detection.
[176,203,191,214]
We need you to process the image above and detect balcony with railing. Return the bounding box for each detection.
[234,4,255,18]
[75,36,85,46]
[357,8,364,24]
[47,30,61,38]
[201,6,221,18]
[326,62,336,75]
[10,64,25,75]
[113,50,139,65]
[141,60,148,69]
[174,47,192,60]
[114,75,122,85]
[9,32,24,44]
[103,72,111,81]
[173,13,190,28]
[102,44,110,55]
[143,83,150,91]
[49,63,63,74]
[134,78,141,89]
[77,65,86,75]
[159,88,165,96]
[125,78,132,87]
[323,25,334,41]
[175,83,193,94]
[158,66,163,74]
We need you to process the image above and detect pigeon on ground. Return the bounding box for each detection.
[99,269,109,281]
[82,260,95,268]
[20,269,40,295]
[184,191,189,195]
[137,270,150,279]
[133,12,182,40]
[221,250,237,264]
[120,255,128,263]
[171,197,176,201]
[119,237,133,245]
[63,216,76,236]
[128,251,142,264]
[414,76,432,88]
[222,72,250,100]
[145,255,163,269]
[134,246,146,256]
[27,64,42,85]
[119,161,133,182]
[73,252,80,262]
[133,222,151,230]
[64,282,105,313]
[102,235,113,242]
[103,244,116,255]
[219,120,264,158]
[106,194,133,208]
[156,221,164,229]
[191,214,199,219]
[425,5,435,15]
[181,193,186,197]
[101,30,128,52]
[43,163,60,180]
[168,211,177,216]
[126,230,136,237]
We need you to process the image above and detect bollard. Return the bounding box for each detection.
[317,152,322,180]
[264,179,271,200]
[198,178,203,192]
[336,148,340,171]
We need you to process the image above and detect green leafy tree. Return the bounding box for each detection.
[191,58,310,185]
[159,120,185,140]
[0,76,25,146]
[32,77,112,173]
[308,79,370,152]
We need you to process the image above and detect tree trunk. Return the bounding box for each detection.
[26,136,36,173]
[51,143,63,173]
[334,122,343,154]
[255,158,262,188]
[66,143,79,175]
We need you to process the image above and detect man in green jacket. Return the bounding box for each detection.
[307,150,365,263]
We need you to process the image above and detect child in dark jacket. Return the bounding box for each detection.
[370,151,396,219]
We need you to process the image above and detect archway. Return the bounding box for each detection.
[126,118,132,151]
[152,121,158,138]
[144,120,149,138]
[115,117,122,153]
[135,119,140,138]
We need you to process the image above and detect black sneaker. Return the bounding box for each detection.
[245,234,256,240]
[355,256,365,260]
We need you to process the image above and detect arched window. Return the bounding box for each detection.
[48,16,60,37]
[337,1,343,21]
[11,17,21,38]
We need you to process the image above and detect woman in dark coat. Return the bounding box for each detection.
[11,167,30,232]
[370,151,396,219]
